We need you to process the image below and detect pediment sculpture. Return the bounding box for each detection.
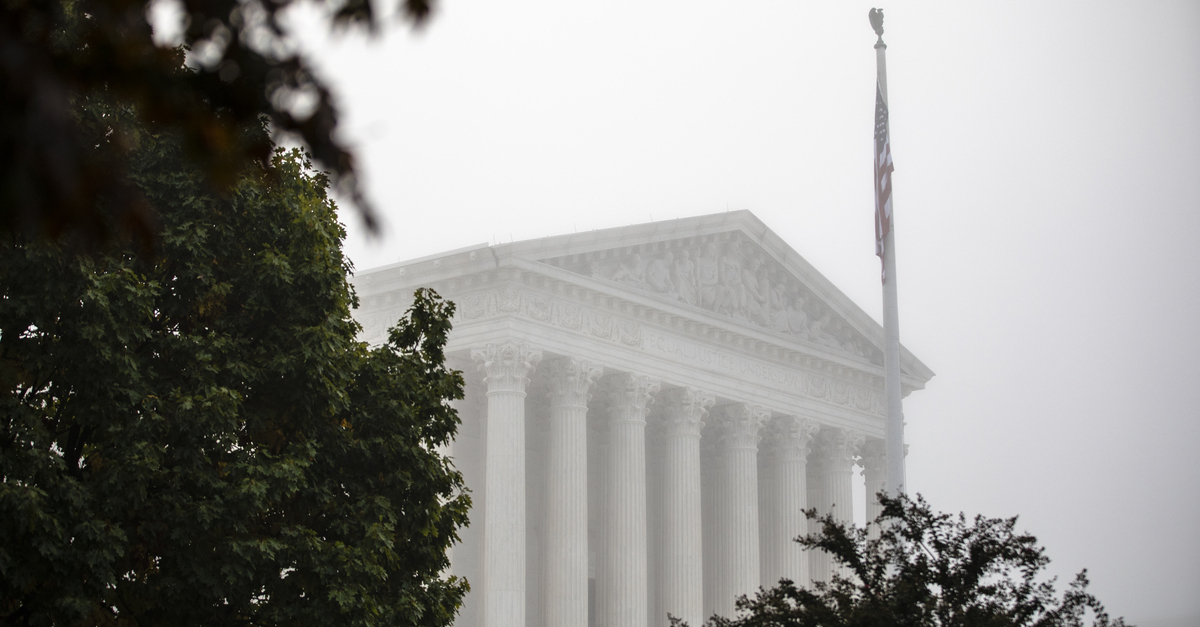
[546,235,880,362]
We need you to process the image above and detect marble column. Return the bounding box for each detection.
[700,426,719,622]
[646,426,663,627]
[655,387,714,627]
[711,403,769,618]
[860,440,908,540]
[472,342,541,627]
[598,373,659,627]
[447,361,487,627]
[759,415,819,589]
[804,455,822,583]
[543,358,602,627]
[810,428,863,583]
[860,439,886,540]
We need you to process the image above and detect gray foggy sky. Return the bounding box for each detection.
[285,1,1200,622]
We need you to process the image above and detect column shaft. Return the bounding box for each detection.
[805,455,827,584]
[711,404,769,618]
[861,440,886,541]
[656,388,713,627]
[543,359,601,627]
[760,416,818,589]
[700,433,718,622]
[447,368,487,627]
[646,430,663,627]
[473,343,541,627]
[813,428,863,583]
[599,374,659,627]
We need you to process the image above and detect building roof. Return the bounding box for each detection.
[353,210,934,389]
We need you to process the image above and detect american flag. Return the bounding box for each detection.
[874,81,895,282]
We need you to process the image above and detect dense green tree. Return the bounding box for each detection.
[683,494,1127,627]
[0,100,469,626]
[2,0,431,245]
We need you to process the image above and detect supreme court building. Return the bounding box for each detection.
[350,211,933,627]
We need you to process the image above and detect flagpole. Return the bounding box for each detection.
[872,9,907,496]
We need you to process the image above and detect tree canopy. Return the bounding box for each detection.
[0,99,469,626]
[685,494,1128,627]
[1,0,428,246]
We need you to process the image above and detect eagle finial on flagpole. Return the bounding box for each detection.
[869,8,885,44]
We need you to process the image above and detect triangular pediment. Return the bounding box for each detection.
[499,211,930,382]
[359,210,933,385]
[531,230,882,366]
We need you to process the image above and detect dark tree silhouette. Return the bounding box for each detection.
[0,99,469,626]
[679,494,1128,627]
[1,0,429,247]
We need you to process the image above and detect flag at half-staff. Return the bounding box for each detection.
[874,81,895,283]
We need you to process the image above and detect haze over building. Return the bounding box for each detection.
[352,212,933,627]
[310,5,1200,622]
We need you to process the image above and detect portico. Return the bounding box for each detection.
[351,211,933,627]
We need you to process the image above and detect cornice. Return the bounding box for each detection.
[441,286,888,420]
[349,213,933,386]
[355,264,929,396]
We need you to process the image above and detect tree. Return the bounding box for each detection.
[681,494,1128,627]
[2,0,430,246]
[0,99,469,626]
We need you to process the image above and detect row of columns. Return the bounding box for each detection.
[467,342,888,627]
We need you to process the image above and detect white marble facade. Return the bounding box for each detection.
[351,211,933,627]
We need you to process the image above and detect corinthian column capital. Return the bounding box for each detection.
[606,372,661,424]
[714,403,770,450]
[658,387,715,437]
[547,358,603,408]
[472,342,542,393]
[815,427,865,471]
[860,439,887,475]
[765,415,820,462]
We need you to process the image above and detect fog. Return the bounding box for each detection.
[287,1,1200,623]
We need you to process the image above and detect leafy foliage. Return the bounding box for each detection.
[684,494,1127,627]
[0,101,468,626]
[1,0,431,246]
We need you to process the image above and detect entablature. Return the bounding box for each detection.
[349,211,934,427]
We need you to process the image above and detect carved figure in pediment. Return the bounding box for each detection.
[810,312,843,349]
[787,294,811,340]
[609,253,645,286]
[672,249,698,306]
[757,262,774,325]
[831,319,864,356]
[697,243,721,310]
[741,256,770,326]
[769,284,790,334]
[645,253,676,295]
[717,242,746,317]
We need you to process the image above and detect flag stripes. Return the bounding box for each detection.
[874,81,895,283]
